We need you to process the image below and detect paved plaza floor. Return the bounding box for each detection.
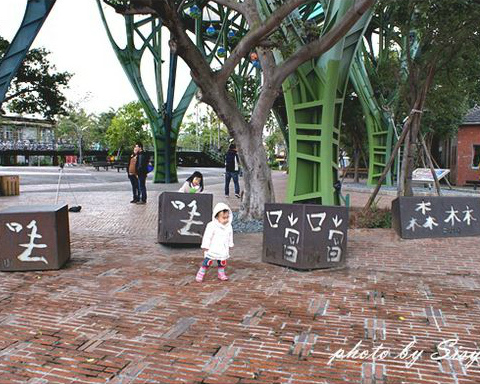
[0,166,480,383]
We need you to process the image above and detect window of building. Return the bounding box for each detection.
[4,127,12,140]
[473,145,480,168]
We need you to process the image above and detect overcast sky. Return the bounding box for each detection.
[0,0,192,116]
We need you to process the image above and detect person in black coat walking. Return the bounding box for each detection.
[135,142,149,204]
[224,143,241,198]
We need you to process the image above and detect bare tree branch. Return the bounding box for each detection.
[210,0,245,14]
[216,0,311,84]
[272,0,376,89]
[146,0,251,139]
[250,81,279,131]
[148,0,215,82]
[4,88,33,103]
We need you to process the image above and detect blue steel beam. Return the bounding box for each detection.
[0,0,57,106]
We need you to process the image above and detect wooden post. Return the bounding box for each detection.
[429,149,453,190]
[419,133,442,196]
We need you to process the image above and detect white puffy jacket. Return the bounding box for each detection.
[201,202,234,260]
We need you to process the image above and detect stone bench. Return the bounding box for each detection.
[465,180,480,190]
[92,162,110,171]
[113,163,128,172]
[0,204,71,271]
[341,167,368,179]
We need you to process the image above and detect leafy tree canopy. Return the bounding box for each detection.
[56,107,95,148]
[178,104,229,151]
[367,0,480,137]
[105,101,151,155]
[0,36,72,120]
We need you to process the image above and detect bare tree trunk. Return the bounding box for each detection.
[236,130,275,220]
[397,128,410,196]
[403,113,421,196]
[364,66,433,212]
[78,137,83,165]
[402,63,436,196]
[146,0,375,219]
[202,85,276,220]
[419,133,442,195]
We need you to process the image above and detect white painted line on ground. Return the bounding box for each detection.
[0,171,92,176]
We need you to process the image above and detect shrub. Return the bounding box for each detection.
[349,204,392,229]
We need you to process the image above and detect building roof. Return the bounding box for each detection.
[0,114,55,129]
[462,106,480,125]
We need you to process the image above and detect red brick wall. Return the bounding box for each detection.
[456,124,480,186]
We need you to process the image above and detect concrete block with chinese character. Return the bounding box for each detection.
[263,203,349,270]
[392,196,480,239]
[158,192,213,245]
[0,204,71,271]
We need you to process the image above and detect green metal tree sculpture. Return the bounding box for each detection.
[260,0,373,205]
[97,0,201,182]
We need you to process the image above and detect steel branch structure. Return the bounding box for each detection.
[0,0,56,106]
[0,0,383,205]
[259,0,372,205]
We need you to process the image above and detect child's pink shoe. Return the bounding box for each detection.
[218,269,229,281]
[196,267,206,282]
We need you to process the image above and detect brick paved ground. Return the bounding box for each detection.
[0,171,480,383]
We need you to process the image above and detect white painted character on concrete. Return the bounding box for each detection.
[462,206,477,226]
[6,220,48,264]
[171,200,186,210]
[406,217,421,232]
[6,222,22,233]
[415,201,432,215]
[444,206,461,226]
[172,200,204,237]
[288,213,299,227]
[283,227,300,263]
[266,210,283,228]
[422,216,439,230]
[306,212,326,232]
[332,215,343,228]
[327,230,344,262]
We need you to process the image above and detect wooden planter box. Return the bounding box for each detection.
[263,203,349,270]
[158,192,213,245]
[0,204,71,271]
[392,196,480,239]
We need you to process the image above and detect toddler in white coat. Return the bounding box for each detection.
[196,202,233,282]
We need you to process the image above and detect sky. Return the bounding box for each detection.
[0,0,192,116]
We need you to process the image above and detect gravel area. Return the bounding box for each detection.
[232,211,264,233]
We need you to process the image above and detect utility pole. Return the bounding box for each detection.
[195,104,200,151]
[75,124,87,165]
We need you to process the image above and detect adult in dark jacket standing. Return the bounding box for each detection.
[135,142,149,204]
[224,143,241,198]
[127,144,140,203]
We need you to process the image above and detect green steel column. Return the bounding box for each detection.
[99,0,243,182]
[350,50,394,186]
[97,2,194,183]
[0,0,56,105]
[282,0,372,205]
